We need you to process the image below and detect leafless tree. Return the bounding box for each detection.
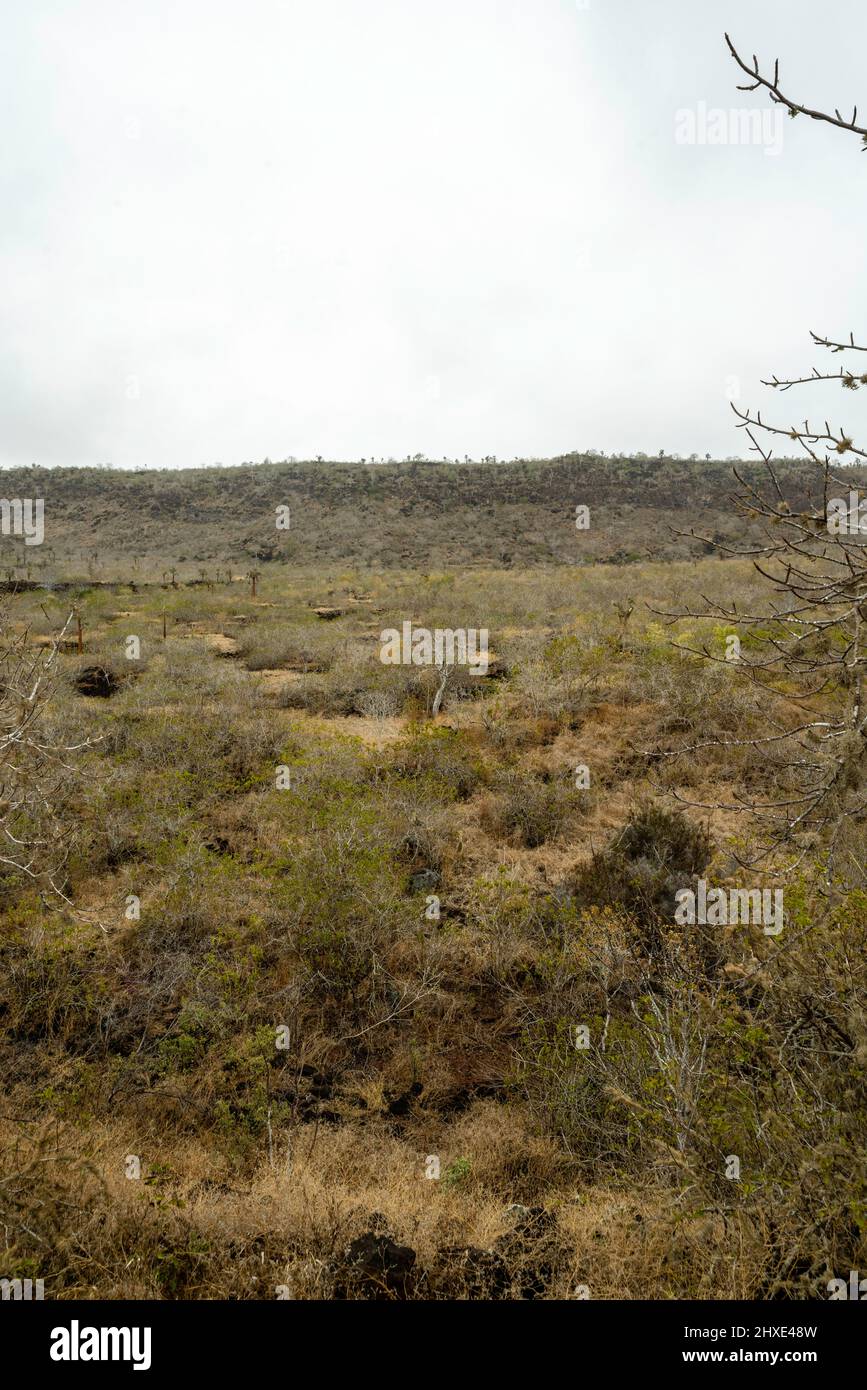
[431,659,452,717]
[724,33,867,145]
[0,608,95,904]
[654,37,867,889]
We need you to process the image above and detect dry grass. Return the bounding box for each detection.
[1,555,865,1299]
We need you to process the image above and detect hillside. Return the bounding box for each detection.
[2,453,860,581]
[1,450,866,1303]
[2,550,865,1302]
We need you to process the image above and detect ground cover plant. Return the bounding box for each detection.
[1,535,864,1300]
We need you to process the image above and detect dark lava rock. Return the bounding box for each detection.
[74,665,120,697]
[337,1232,417,1299]
[386,1080,423,1118]
[494,1205,562,1300]
[410,868,441,893]
[432,1245,510,1299]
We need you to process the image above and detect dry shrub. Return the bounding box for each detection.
[571,800,712,923]
[389,726,485,802]
[481,771,578,848]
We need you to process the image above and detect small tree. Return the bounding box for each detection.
[660,37,867,889]
[0,610,92,901]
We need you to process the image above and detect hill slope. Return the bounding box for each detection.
[0,453,860,581]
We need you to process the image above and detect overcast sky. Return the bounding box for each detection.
[2,0,866,468]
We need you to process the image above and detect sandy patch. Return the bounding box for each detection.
[257,668,305,695]
[203,633,241,655]
[287,708,407,748]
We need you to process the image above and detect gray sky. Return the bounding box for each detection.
[2,0,866,468]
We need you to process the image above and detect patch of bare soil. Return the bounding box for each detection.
[202,633,241,655]
[257,669,305,696]
[286,707,408,748]
[32,635,81,652]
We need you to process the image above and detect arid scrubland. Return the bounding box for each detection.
[1,533,865,1300]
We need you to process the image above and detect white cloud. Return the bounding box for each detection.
[2,0,866,466]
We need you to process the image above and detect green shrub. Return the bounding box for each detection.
[572,801,712,924]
